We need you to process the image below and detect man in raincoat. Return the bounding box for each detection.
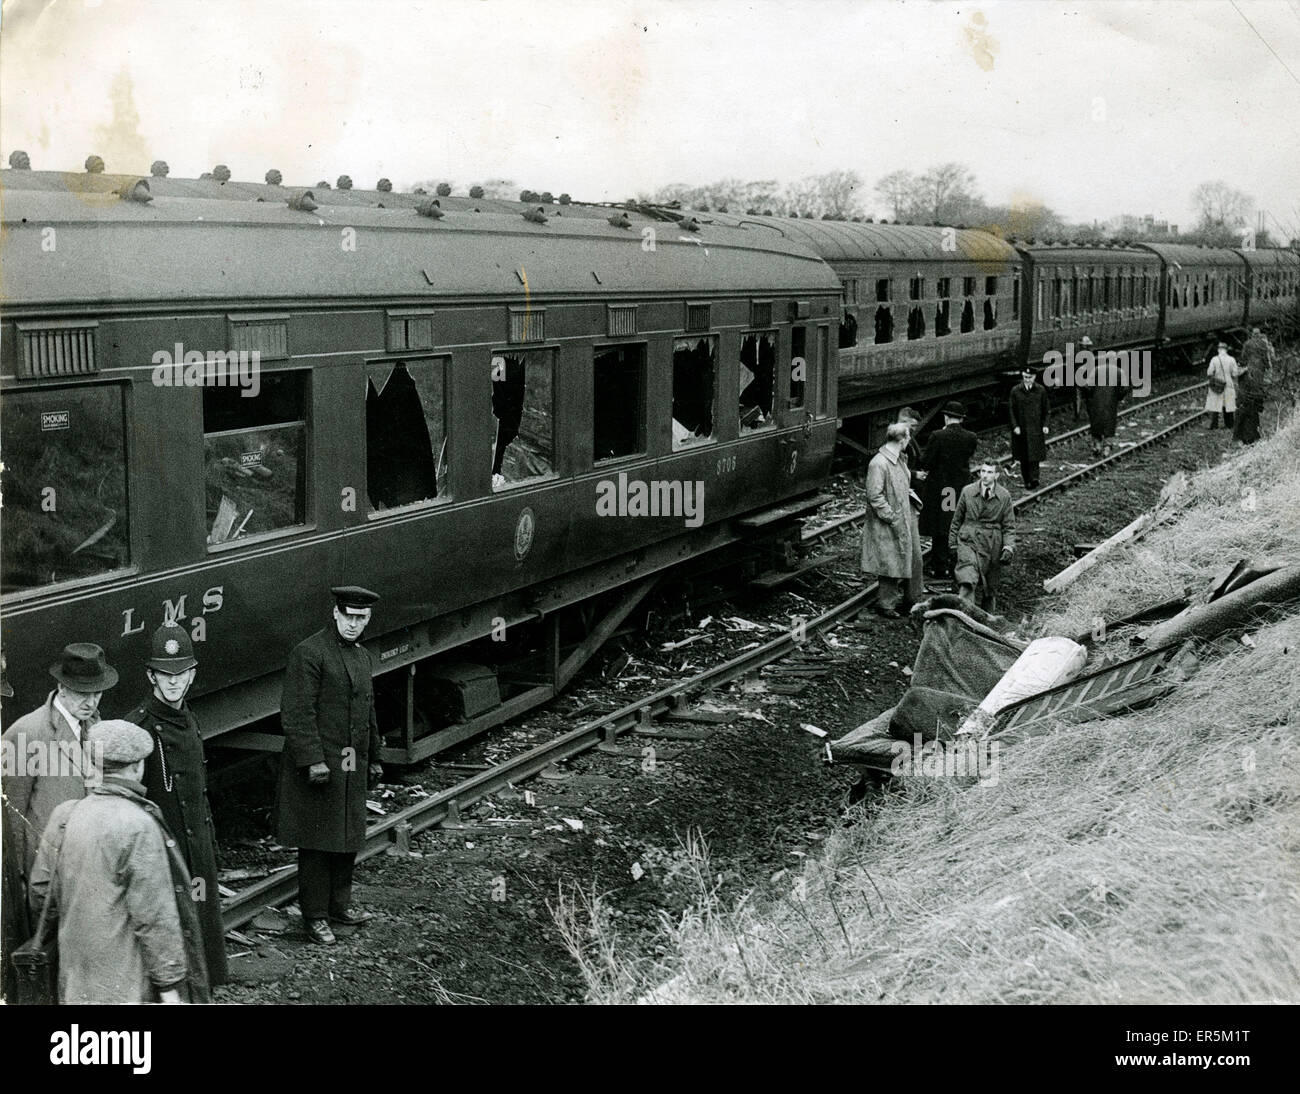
[861,423,923,617]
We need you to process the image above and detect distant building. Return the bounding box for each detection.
[1107,213,1177,240]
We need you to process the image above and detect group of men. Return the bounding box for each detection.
[861,394,1016,619]
[2,584,385,1002]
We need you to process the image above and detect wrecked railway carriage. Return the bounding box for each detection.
[0,173,841,762]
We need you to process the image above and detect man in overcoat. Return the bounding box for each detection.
[1009,367,1050,488]
[30,719,209,1004]
[1239,327,1275,384]
[1084,346,1126,458]
[1204,342,1237,429]
[276,586,385,945]
[2,644,116,938]
[949,460,1017,614]
[1232,360,1264,445]
[123,623,228,985]
[919,402,978,580]
[861,423,923,617]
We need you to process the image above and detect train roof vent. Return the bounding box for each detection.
[117,178,153,204]
[16,320,99,379]
[522,207,548,225]
[287,190,318,212]
[417,199,445,219]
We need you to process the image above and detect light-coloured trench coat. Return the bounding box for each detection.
[861,444,921,579]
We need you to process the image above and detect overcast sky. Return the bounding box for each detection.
[2,0,1298,234]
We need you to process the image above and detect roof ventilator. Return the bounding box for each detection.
[522,207,548,224]
[417,199,445,219]
[607,212,632,229]
[117,178,153,204]
[287,190,318,212]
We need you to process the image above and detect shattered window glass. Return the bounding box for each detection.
[672,337,717,449]
[738,331,776,431]
[492,350,555,488]
[204,371,308,546]
[366,358,447,511]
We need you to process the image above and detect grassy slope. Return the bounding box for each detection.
[563,401,1300,1005]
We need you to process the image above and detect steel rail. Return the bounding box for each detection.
[222,580,879,928]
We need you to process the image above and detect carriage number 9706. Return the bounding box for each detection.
[715,454,737,475]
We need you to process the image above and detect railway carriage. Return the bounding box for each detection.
[1015,243,1163,368]
[0,171,841,762]
[1237,245,1300,326]
[1138,242,1249,352]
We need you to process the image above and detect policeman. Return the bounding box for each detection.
[275,586,384,945]
[124,623,228,985]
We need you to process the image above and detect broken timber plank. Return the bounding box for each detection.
[1043,513,1151,593]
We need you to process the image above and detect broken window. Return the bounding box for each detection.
[366,359,447,512]
[789,326,807,408]
[839,310,858,348]
[960,299,975,333]
[935,299,951,336]
[2,384,130,592]
[204,371,308,545]
[937,277,951,300]
[874,306,894,344]
[962,276,976,297]
[672,336,716,449]
[985,276,998,296]
[876,278,892,303]
[909,277,924,301]
[492,350,555,487]
[907,304,926,340]
[983,298,997,329]
[738,331,776,430]
[594,344,645,460]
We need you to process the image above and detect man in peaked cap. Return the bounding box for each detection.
[122,623,228,986]
[275,586,384,945]
[29,720,209,1004]
[2,642,117,958]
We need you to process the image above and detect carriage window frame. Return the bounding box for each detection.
[364,355,451,519]
[203,369,312,552]
[593,342,648,465]
[671,335,719,451]
[490,346,559,490]
[0,379,135,600]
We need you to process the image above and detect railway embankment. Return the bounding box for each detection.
[567,401,1300,1005]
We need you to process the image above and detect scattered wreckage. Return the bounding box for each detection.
[830,560,1300,777]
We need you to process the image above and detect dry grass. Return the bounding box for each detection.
[555,397,1300,1005]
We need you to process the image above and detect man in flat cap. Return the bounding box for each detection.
[29,720,210,1003]
[919,401,979,583]
[2,643,117,959]
[123,623,228,985]
[275,586,384,945]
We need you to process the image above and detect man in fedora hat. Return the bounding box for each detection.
[2,644,117,897]
[122,623,228,985]
[275,586,385,945]
[919,401,979,582]
[29,719,210,1004]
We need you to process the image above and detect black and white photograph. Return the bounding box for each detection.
[1,0,1298,1040]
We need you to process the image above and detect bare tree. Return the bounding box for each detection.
[917,162,979,223]
[875,169,918,222]
[1191,180,1254,231]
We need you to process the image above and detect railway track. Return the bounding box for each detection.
[806,381,1210,541]
[221,383,1211,930]
[221,578,879,928]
